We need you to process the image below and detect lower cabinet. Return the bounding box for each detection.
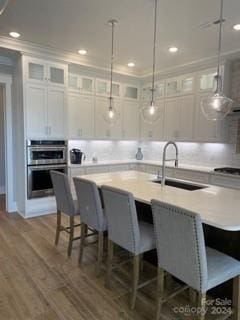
[68,92,94,139]
[95,97,122,139]
[140,99,165,140]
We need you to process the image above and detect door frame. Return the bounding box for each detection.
[0,74,15,212]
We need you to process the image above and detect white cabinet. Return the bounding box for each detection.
[96,79,110,97]
[25,83,66,139]
[164,95,195,141]
[166,74,195,97]
[26,57,67,87]
[68,73,95,94]
[142,81,164,101]
[26,84,47,138]
[140,99,165,140]
[123,84,139,100]
[95,97,122,139]
[194,93,221,142]
[198,68,218,92]
[68,93,94,139]
[122,101,139,140]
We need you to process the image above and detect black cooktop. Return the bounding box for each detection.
[214,167,240,175]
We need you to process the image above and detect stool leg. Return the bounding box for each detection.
[96,231,104,276]
[156,267,165,320]
[131,254,140,310]
[79,223,87,264]
[67,216,74,257]
[198,292,206,320]
[233,275,240,320]
[55,210,61,246]
[189,288,197,304]
[105,239,114,289]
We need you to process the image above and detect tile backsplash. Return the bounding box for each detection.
[68,118,240,168]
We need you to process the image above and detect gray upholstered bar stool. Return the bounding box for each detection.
[151,200,240,320]
[101,185,156,310]
[73,177,107,276]
[50,170,81,257]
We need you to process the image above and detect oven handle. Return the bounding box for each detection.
[28,164,67,171]
[28,146,67,151]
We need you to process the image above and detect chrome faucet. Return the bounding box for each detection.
[161,141,179,187]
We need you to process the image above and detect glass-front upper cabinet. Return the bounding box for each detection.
[26,57,67,87]
[199,70,218,92]
[68,73,80,90]
[123,85,139,100]
[68,74,94,94]
[142,81,164,101]
[181,74,195,94]
[166,74,195,96]
[166,77,181,96]
[96,78,110,96]
[81,76,94,94]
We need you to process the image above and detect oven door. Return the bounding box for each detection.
[27,147,67,165]
[27,164,67,199]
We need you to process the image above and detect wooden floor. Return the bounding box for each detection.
[0,196,229,320]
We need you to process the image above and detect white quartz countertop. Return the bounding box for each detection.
[79,170,240,231]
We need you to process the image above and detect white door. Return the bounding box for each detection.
[179,95,195,141]
[122,101,139,139]
[95,97,122,139]
[194,93,220,142]
[68,93,94,139]
[47,87,66,138]
[140,100,164,140]
[164,98,180,140]
[25,84,47,138]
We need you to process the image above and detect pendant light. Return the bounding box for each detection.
[103,19,119,126]
[141,0,161,124]
[201,0,233,121]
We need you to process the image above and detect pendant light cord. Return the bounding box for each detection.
[151,0,158,103]
[216,0,224,92]
[109,21,114,107]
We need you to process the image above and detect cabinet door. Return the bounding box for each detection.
[48,63,67,87]
[198,69,219,92]
[95,97,122,139]
[164,98,180,140]
[140,100,164,140]
[47,87,66,138]
[166,77,180,96]
[81,77,95,95]
[96,79,110,96]
[194,93,220,142]
[123,85,139,100]
[25,84,47,138]
[181,75,194,94]
[68,93,94,139]
[27,60,46,83]
[68,73,80,91]
[122,101,139,139]
[179,95,195,141]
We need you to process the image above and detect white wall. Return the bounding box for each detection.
[0,86,5,193]
[68,117,240,168]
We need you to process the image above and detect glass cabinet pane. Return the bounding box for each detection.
[182,77,193,93]
[166,80,178,96]
[112,83,120,97]
[142,86,151,101]
[155,82,164,99]
[82,78,93,93]
[96,80,108,95]
[29,63,44,81]
[125,86,138,99]
[200,73,217,91]
[68,74,79,89]
[49,67,64,84]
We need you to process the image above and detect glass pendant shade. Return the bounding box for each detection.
[140,100,161,124]
[201,92,233,121]
[103,97,119,126]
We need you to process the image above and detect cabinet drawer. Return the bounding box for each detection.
[69,167,86,178]
[85,166,109,175]
[108,165,129,172]
[174,169,209,184]
[146,165,160,174]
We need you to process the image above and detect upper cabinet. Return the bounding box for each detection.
[25,57,67,87]
[68,73,95,94]
[122,101,139,140]
[142,81,165,102]
[123,84,139,100]
[166,74,195,97]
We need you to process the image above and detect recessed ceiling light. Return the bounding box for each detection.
[169,46,178,53]
[9,31,20,38]
[233,24,240,31]
[127,62,135,68]
[78,49,87,55]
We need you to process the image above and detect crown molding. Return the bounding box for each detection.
[0,35,141,78]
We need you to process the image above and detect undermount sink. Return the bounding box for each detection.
[152,179,208,191]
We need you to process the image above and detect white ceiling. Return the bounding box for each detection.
[0,0,240,75]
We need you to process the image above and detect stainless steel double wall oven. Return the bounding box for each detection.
[27,140,67,199]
